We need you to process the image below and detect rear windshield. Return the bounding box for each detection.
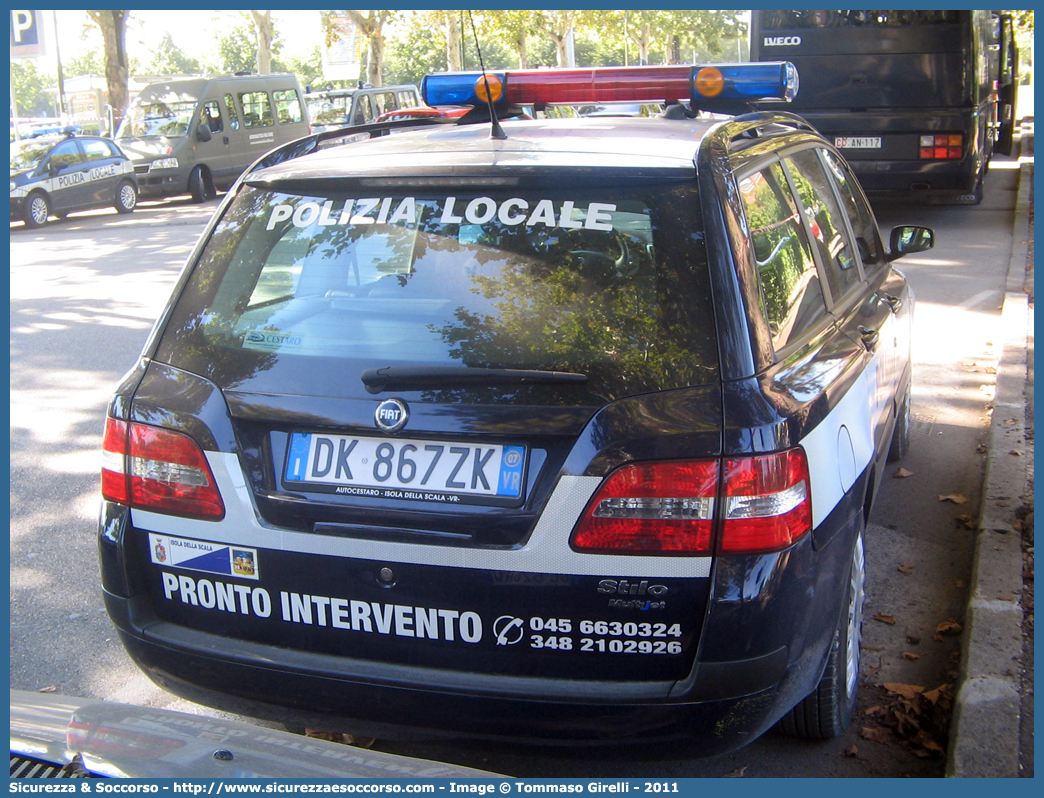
[157,183,719,402]
[763,10,959,29]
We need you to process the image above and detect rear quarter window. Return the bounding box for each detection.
[156,183,720,402]
[740,163,830,353]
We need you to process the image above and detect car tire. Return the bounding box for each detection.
[23,192,50,228]
[188,167,208,203]
[114,180,137,214]
[887,384,911,462]
[778,529,864,739]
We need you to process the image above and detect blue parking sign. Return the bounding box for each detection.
[11,10,44,58]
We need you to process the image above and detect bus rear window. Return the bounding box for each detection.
[763,10,959,29]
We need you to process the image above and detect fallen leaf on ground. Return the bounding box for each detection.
[874,612,897,625]
[861,727,891,744]
[843,744,859,757]
[956,514,976,529]
[1010,450,1023,456]
[722,767,746,778]
[894,467,915,478]
[898,563,916,574]
[37,685,57,693]
[922,685,953,705]
[1003,418,1018,426]
[936,619,963,635]
[939,493,968,504]
[998,595,1015,601]
[883,683,925,700]
[902,652,920,660]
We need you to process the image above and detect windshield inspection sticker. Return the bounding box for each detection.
[266,197,617,232]
[149,533,259,580]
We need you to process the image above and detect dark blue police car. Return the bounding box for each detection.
[11,131,138,228]
[99,63,933,752]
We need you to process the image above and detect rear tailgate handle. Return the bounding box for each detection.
[884,293,902,314]
[858,326,880,352]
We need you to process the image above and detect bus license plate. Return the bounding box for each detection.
[835,136,882,149]
[284,432,526,499]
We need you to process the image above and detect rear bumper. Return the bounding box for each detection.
[107,590,790,750]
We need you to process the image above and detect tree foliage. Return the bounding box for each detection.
[146,32,201,76]
[11,60,56,118]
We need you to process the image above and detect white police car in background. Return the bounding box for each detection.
[11,130,138,228]
[99,62,933,753]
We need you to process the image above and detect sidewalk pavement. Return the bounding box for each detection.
[946,125,1035,778]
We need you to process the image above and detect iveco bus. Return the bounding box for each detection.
[749,10,1018,204]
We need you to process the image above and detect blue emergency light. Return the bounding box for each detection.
[420,63,799,114]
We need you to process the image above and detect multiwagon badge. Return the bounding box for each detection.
[374,398,409,433]
[149,534,259,580]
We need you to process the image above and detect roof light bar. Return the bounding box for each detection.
[421,63,798,114]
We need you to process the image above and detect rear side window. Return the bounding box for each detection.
[740,163,829,352]
[157,183,720,401]
[783,149,861,304]
[822,150,886,279]
[273,89,303,124]
[240,91,273,127]
[81,138,118,161]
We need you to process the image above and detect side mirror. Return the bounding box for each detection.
[196,123,212,142]
[887,225,934,261]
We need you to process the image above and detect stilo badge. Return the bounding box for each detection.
[375,398,409,433]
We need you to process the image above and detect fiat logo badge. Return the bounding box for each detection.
[375,398,409,433]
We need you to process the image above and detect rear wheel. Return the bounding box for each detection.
[778,530,864,738]
[887,384,911,462]
[114,180,137,213]
[23,192,50,228]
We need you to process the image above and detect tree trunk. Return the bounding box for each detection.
[250,11,275,75]
[86,10,129,127]
[516,32,528,69]
[368,34,384,86]
[445,12,462,72]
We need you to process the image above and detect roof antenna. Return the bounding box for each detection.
[467,10,507,140]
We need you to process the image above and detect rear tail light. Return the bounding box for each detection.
[720,449,811,554]
[101,417,224,519]
[570,448,812,555]
[919,134,963,160]
[570,461,719,554]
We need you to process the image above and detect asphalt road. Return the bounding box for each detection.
[8,157,1022,777]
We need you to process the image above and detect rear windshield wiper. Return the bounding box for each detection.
[361,366,587,394]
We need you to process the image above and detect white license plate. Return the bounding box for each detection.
[835,136,882,149]
[284,432,526,500]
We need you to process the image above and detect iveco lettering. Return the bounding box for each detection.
[99,62,934,752]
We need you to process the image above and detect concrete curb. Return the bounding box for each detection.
[946,139,1033,778]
